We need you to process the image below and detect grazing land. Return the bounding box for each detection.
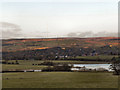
[2,60,106,71]
[2,55,117,71]
[2,72,118,88]
[2,37,120,88]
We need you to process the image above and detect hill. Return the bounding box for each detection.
[2,37,120,60]
[2,37,119,52]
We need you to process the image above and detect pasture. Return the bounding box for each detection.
[2,59,111,71]
[2,72,118,88]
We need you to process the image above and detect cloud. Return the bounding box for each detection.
[0,22,22,39]
[67,32,77,37]
[78,31,93,38]
[67,31,118,38]
[94,31,118,37]
[1,0,117,3]
[0,22,118,39]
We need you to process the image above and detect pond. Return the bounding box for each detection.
[72,64,112,71]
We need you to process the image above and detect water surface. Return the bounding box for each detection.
[73,64,112,71]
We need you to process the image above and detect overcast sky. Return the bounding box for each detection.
[0,0,119,39]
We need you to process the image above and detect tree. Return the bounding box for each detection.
[110,57,120,75]
[40,61,54,66]
[53,63,72,71]
[15,60,19,64]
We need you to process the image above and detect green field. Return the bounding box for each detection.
[3,55,117,70]
[76,55,118,60]
[2,56,119,88]
[2,72,118,88]
[2,59,111,71]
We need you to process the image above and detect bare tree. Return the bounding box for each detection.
[110,57,120,75]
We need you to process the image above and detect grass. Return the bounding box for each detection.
[76,55,118,60]
[2,60,46,70]
[2,55,119,88]
[3,55,116,70]
[2,72,118,88]
[2,59,110,71]
[2,64,47,70]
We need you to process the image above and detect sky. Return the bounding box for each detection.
[0,0,119,39]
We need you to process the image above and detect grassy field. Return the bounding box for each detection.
[3,55,117,70]
[76,55,118,60]
[2,59,111,71]
[2,55,119,88]
[2,60,45,70]
[2,72,118,88]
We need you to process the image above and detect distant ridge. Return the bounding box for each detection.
[2,37,119,52]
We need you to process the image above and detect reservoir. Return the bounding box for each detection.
[72,64,112,71]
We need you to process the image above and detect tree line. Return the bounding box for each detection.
[2,46,119,60]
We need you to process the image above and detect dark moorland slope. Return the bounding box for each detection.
[2,37,120,60]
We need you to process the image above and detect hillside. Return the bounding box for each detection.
[2,37,120,60]
[2,37,119,52]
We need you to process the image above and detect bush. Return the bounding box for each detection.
[40,61,54,66]
[42,63,72,72]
